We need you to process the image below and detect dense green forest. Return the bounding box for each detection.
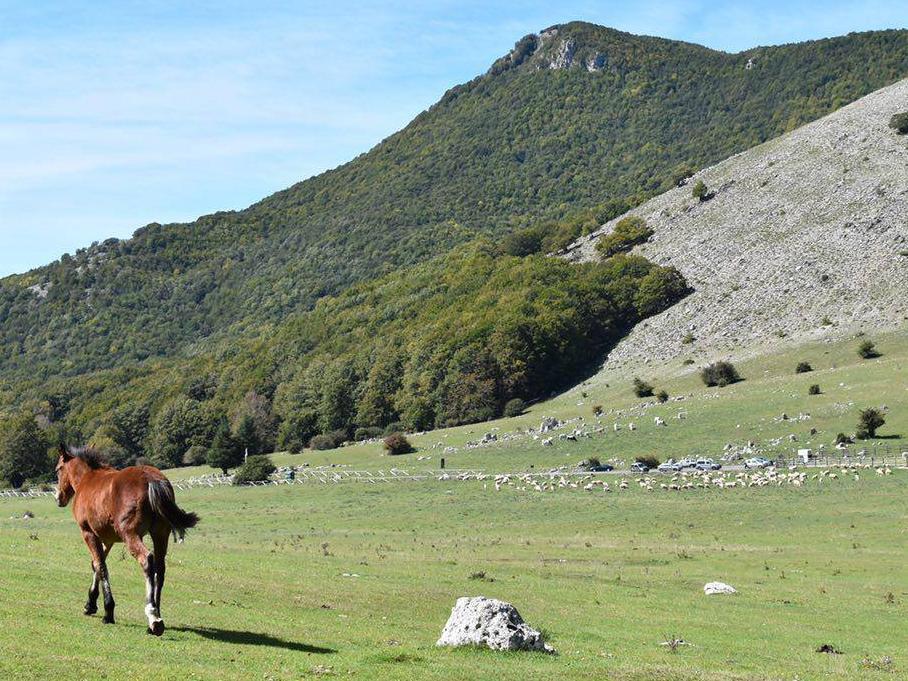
[0,241,687,481]
[2,22,908,480]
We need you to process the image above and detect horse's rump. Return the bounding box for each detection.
[146,479,200,541]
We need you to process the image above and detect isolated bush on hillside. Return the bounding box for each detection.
[796,362,813,373]
[383,432,415,456]
[595,216,654,258]
[656,390,669,403]
[232,455,276,485]
[635,455,660,469]
[503,398,527,418]
[856,408,885,439]
[700,361,741,387]
[857,340,880,359]
[834,432,853,445]
[890,112,908,134]
[808,384,821,395]
[309,434,338,451]
[633,377,655,398]
[577,457,602,471]
[592,404,603,417]
[692,180,712,201]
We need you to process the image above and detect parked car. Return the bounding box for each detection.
[630,461,650,473]
[657,459,682,472]
[677,457,698,469]
[744,456,772,469]
[588,463,614,472]
[695,458,721,471]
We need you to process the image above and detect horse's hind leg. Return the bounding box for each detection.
[125,533,163,636]
[84,544,111,615]
[82,531,115,623]
[151,526,170,633]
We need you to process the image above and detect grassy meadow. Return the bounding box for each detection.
[1,328,906,680]
[1,470,905,680]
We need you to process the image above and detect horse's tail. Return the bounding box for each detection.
[147,479,200,542]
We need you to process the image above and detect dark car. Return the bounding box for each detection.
[589,464,615,472]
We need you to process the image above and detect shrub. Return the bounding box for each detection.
[595,216,653,258]
[808,384,821,395]
[592,404,603,417]
[354,426,383,441]
[834,432,853,445]
[857,340,879,359]
[383,432,415,455]
[856,408,885,439]
[232,455,276,485]
[692,180,711,201]
[633,377,655,398]
[635,455,660,469]
[383,422,406,436]
[309,434,339,451]
[503,398,527,418]
[796,362,812,373]
[889,112,908,134]
[577,457,601,471]
[656,390,669,403]
[681,332,695,345]
[682,359,695,366]
[700,361,741,387]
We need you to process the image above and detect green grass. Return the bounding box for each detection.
[1,472,905,680]
[164,327,908,480]
[2,329,906,679]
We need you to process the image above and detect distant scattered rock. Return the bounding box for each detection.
[437,596,555,654]
[704,581,737,595]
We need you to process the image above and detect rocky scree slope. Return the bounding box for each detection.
[565,78,908,373]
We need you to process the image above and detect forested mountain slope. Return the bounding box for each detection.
[3,23,908,386]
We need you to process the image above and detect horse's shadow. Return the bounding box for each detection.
[171,626,336,654]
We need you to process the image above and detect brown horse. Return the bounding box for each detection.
[55,444,199,635]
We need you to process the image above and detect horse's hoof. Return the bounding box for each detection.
[147,621,164,636]
[102,614,115,624]
[83,605,98,616]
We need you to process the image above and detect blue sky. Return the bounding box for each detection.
[1,1,906,276]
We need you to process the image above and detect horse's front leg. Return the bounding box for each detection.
[84,563,99,615]
[81,531,115,623]
[125,533,163,636]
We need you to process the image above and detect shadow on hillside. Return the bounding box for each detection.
[171,626,336,653]
[873,434,901,440]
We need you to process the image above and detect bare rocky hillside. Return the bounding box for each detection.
[564,78,908,375]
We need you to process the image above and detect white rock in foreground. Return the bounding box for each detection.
[436,596,555,653]
[704,581,737,595]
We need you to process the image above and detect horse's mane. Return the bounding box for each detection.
[71,446,113,470]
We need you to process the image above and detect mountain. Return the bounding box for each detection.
[3,23,908,387]
[565,77,908,373]
[2,23,908,472]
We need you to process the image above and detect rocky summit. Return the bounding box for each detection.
[565,78,908,374]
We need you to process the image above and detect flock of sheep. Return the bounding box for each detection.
[441,463,897,495]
